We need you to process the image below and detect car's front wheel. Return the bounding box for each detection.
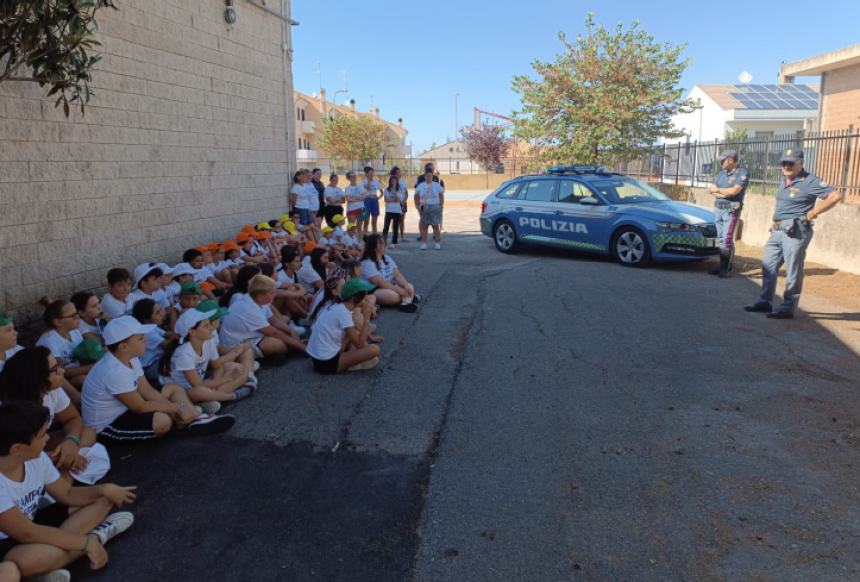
[611,227,651,267]
[493,219,519,254]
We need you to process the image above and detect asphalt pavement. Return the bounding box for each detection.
[75,207,860,582]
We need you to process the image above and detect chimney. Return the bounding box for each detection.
[349,99,356,111]
[372,107,380,117]
[398,117,403,127]
[319,88,327,115]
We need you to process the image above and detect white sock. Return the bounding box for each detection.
[401,299,410,305]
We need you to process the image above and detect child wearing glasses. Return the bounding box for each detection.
[35,300,91,403]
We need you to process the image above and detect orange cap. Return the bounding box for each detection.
[237,232,251,243]
[303,241,319,254]
[199,281,216,293]
[207,241,220,252]
[241,224,255,233]
[223,240,240,252]
[195,245,208,253]
[254,230,271,240]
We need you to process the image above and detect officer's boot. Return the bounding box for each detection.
[718,249,731,278]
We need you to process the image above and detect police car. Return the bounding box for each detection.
[479,166,719,267]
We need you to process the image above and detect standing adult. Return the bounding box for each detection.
[290,170,320,229]
[361,166,383,235]
[709,150,748,278]
[323,173,346,228]
[414,170,445,250]
[414,162,444,189]
[310,168,326,222]
[391,167,409,241]
[382,175,404,246]
[744,149,841,319]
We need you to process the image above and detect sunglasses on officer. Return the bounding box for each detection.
[780,161,798,168]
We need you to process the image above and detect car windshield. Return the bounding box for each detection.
[590,177,670,204]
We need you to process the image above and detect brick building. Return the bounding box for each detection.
[0,0,297,313]
[780,43,860,132]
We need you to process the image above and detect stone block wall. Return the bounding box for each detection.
[0,0,295,315]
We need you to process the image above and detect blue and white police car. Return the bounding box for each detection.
[479,166,719,267]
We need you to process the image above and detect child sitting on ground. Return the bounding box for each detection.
[273,246,311,321]
[342,223,363,258]
[100,268,133,320]
[165,281,202,332]
[0,313,22,375]
[127,264,165,311]
[306,277,380,374]
[36,300,92,401]
[82,317,235,442]
[131,299,177,387]
[71,292,105,342]
[0,401,136,581]
[159,310,253,413]
[196,301,257,388]
[185,248,226,296]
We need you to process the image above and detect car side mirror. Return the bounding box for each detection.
[580,196,600,206]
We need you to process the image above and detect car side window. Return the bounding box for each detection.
[557,181,592,203]
[521,180,557,202]
[495,182,521,200]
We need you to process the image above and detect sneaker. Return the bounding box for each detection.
[91,511,135,545]
[744,302,772,313]
[247,371,258,387]
[348,356,379,372]
[199,401,221,415]
[193,405,203,416]
[420,243,427,250]
[398,302,418,313]
[434,243,441,250]
[252,361,261,372]
[33,570,71,582]
[412,293,423,304]
[187,413,235,435]
[232,384,256,401]
[289,322,306,336]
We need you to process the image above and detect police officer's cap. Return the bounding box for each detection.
[718,150,738,162]
[779,148,804,164]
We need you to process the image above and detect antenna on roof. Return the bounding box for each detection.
[738,71,753,84]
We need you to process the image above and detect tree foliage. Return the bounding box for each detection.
[0,0,117,117]
[316,114,392,165]
[461,125,510,171]
[512,14,695,166]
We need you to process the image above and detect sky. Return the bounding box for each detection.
[290,0,860,155]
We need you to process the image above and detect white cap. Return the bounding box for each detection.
[102,316,156,345]
[170,262,199,279]
[175,309,216,343]
[132,263,163,289]
[156,263,174,276]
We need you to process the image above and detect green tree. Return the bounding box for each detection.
[317,114,391,166]
[0,0,117,117]
[512,14,695,166]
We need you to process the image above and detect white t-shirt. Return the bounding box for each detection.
[78,319,103,338]
[384,189,404,214]
[342,234,358,247]
[161,339,218,389]
[101,293,130,319]
[309,290,326,318]
[362,179,382,202]
[275,266,297,288]
[36,329,84,368]
[128,289,157,310]
[416,181,444,206]
[0,345,24,374]
[141,326,166,369]
[297,256,322,293]
[0,452,60,540]
[361,256,398,284]
[333,226,346,243]
[220,294,270,347]
[345,184,365,212]
[307,303,354,361]
[324,186,345,206]
[82,353,144,433]
[292,183,319,211]
[42,387,72,426]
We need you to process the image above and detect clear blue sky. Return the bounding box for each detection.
[290,0,859,155]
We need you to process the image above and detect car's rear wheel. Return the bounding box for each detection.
[493,219,518,254]
[611,227,651,267]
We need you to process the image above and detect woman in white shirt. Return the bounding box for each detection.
[323,173,346,228]
[289,169,321,229]
[415,170,445,250]
[382,175,404,246]
[344,170,367,240]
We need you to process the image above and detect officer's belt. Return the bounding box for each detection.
[772,218,811,230]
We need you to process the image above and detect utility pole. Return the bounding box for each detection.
[454,92,460,141]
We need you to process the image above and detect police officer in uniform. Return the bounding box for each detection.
[709,150,748,277]
[745,149,841,319]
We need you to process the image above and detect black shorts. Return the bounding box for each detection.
[311,353,340,375]
[99,409,159,442]
[0,503,68,557]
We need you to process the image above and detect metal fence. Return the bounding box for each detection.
[613,130,860,204]
[296,156,540,178]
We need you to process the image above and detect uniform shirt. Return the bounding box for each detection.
[0,345,24,374]
[324,186,345,206]
[345,185,365,212]
[416,182,444,206]
[141,325,166,369]
[306,303,354,361]
[82,352,144,433]
[42,387,72,426]
[333,226,347,243]
[78,319,104,338]
[384,189,404,214]
[292,183,320,211]
[714,167,749,204]
[36,329,84,368]
[361,256,398,283]
[161,339,218,389]
[297,256,322,293]
[101,293,131,319]
[275,266,298,288]
[220,294,270,347]
[0,453,61,540]
[773,171,836,221]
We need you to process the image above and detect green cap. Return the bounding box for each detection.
[73,337,107,363]
[196,300,229,321]
[180,281,201,296]
[0,312,12,326]
[340,277,375,301]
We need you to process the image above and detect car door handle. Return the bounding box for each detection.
[515,206,523,211]
[554,210,564,215]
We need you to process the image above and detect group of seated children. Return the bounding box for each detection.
[0,208,423,580]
